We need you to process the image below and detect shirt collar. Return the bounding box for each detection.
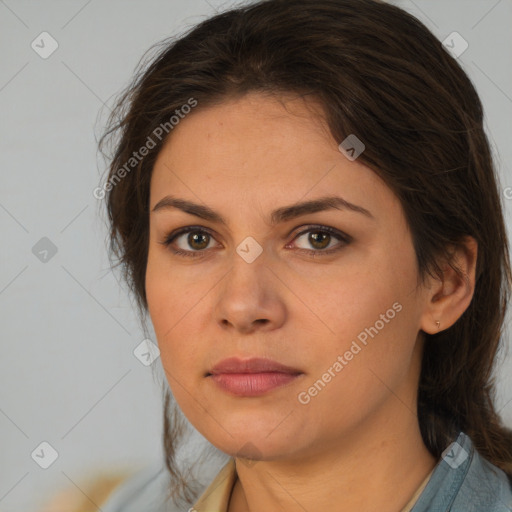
[193,457,237,511]
[191,432,482,512]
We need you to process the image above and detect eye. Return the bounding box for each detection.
[159,224,351,258]
[288,225,350,255]
[160,226,218,258]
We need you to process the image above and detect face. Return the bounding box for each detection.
[146,92,430,462]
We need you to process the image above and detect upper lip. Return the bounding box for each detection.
[207,357,302,375]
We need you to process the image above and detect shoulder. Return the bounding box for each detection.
[100,462,184,512]
[100,451,231,511]
[451,439,512,512]
[413,432,512,512]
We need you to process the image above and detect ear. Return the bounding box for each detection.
[419,236,478,334]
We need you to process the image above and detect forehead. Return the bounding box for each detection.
[149,92,398,224]
[153,92,332,173]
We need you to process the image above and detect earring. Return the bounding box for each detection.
[436,320,441,330]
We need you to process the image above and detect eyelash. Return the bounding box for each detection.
[159,225,351,259]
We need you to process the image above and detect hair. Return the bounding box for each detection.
[98,0,512,505]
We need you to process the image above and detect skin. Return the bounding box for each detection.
[145,92,477,512]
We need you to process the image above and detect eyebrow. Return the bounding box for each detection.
[151,194,374,224]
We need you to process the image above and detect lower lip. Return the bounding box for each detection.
[208,372,301,396]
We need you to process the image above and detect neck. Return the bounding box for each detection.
[229,387,436,512]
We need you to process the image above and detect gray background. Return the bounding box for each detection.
[1,1,511,511]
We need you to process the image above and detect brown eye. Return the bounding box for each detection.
[292,226,349,254]
[187,232,210,250]
[308,231,331,250]
[161,225,350,259]
[161,227,218,258]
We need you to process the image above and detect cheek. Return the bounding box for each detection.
[145,254,183,361]
[293,282,420,438]
[293,241,421,384]
[301,249,414,335]
[145,252,215,379]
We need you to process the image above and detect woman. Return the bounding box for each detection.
[98,0,512,510]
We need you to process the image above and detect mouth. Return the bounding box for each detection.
[206,357,303,396]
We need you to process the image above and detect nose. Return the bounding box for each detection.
[213,252,287,335]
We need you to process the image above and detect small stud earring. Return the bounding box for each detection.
[436,320,441,330]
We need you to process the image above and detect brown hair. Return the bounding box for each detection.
[98,0,512,505]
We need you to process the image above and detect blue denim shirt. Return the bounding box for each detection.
[410,431,512,511]
[102,431,512,511]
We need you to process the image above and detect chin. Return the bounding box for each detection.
[204,425,305,462]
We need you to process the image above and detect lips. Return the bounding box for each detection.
[207,357,302,376]
[206,357,303,396]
